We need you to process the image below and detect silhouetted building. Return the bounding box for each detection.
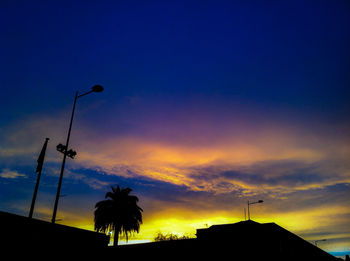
[196,220,337,260]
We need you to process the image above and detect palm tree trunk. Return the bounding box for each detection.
[113,227,120,247]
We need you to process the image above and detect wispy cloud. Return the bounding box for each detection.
[74,129,349,197]
[0,169,27,179]
[1,112,349,198]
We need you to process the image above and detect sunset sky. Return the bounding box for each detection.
[1,0,349,256]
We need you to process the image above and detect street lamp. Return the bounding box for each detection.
[51,85,104,224]
[315,239,327,247]
[247,200,263,220]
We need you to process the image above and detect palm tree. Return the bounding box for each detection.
[94,185,143,247]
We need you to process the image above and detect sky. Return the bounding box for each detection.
[0,0,349,256]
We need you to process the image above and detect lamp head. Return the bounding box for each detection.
[56,143,67,153]
[258,200,264,203]
[66,149,77,159]
[92,85,104,93]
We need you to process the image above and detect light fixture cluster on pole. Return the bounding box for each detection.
[51,85,104,224]
[247,200,264,220]
[56,144,77,159]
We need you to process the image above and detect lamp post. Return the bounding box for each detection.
[51,85,104,224]
[315,239,327,247]
[247,200,263,220]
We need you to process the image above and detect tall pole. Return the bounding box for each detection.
[247,201,250,220]
[52,91,78,224]
[29,138,49,219]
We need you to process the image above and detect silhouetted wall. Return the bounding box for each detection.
[0,211,109,252]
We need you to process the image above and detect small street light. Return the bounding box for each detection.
[51,85,104,224]
[315,239,327,246]
[247,200,264,220]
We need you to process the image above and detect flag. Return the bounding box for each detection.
[36,138,49,173]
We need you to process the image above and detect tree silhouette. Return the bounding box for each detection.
[154,232,191,241]
[94,185,143,247]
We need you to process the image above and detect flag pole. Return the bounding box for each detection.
[29,138,49,219]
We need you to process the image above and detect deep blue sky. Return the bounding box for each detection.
[1,0,349,254]
[1,0,349,121]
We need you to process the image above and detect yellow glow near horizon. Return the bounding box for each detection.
[38,201,350,253]
[117,213,243,243]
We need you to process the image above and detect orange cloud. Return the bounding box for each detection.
[74,125,349,196]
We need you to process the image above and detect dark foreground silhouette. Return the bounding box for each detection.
[0,211,340,260]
